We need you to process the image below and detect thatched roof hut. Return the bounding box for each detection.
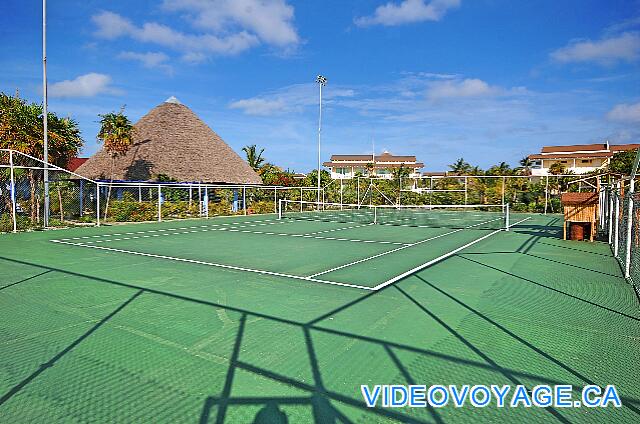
[77,97,262,184]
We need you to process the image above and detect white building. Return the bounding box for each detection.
[323,151,424,179]
[528,142,639,176]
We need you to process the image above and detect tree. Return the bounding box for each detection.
[517,157,533,176]
[364,162,375,177]
[449,158,472,175]
[97,108,135,219]
[486,161,512,176]
[549,162,565,175]
[242,144,265,172]
[0,93,83,222]
[608,149,637,175]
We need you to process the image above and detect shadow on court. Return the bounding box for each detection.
[0,216,639,423]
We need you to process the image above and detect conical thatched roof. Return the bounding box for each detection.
[77,98,262,184]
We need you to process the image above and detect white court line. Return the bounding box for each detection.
[372,216,534,290]
[50,240,375,291]
[309,216,503,278]
[372,229,503,291]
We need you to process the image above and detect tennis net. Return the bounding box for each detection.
[278,200,510,230]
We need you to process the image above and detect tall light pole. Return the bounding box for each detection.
[43,0,49,227]
[316,75,327,208]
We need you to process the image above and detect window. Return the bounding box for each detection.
[581,160,591,164]
[560,161,568,164]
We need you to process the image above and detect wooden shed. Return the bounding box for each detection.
[562,192,599,241]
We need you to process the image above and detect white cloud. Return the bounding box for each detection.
[92,11,259,56]
[92,2,299,61]
[355,0,460,27]
[607,102,640,123]
[427,78,498,100]
[229,83,355,116]
[118,51,171,71]
[551,32,640,65]
[229,98,287,116]
[162,0,299,46]
[49,73,116,98]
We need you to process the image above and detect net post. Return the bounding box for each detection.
[9,150,17,233]
[505,203,510,231]
[157,184,162,222]
[374,206,377,225]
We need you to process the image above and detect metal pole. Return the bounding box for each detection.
[157,185,162,222]
[614,191,620,257]
[608,188,614,244]
[9,151,17,233]
[464,176,468,205]
[274,187,277,213]
[501,176,505,205]
[505,203,510,231]
[243,186,247,216]
[625,195,634,277]
[96,183,100,227]
[43,0,49,227]
[340,178,343,209]
[300,187,303,212]
[544,175,549,215]
[316,75,327,209]
[317,82,322,208]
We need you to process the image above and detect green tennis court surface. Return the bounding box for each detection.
[1,213,639,422]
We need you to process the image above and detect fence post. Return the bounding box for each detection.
[501,176,506,205]
[157,184,162,222]
[274,187,277,213]
[625,195,634,278]
[608,188,613,244]
[243,186,247,216]
[277,199,282,220]
[544,175,549,215]
[464,176,468,205]
[96,183,101,227]
[9,150,17,233]
[505,203,510,231]
[613,192,620,257]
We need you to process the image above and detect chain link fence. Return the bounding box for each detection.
[601,183,640,300]
[0,150,320,232]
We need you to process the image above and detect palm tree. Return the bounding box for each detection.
[97,108,135,220]
[449,158,471,175]
[517,156,533,176]
[242,145,265,172]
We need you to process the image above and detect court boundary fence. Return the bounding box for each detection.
[0,149,322,233]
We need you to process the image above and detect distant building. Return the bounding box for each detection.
[323,151,424,179]
[528,142,639,176]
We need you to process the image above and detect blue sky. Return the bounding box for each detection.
[1,0,639,172]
